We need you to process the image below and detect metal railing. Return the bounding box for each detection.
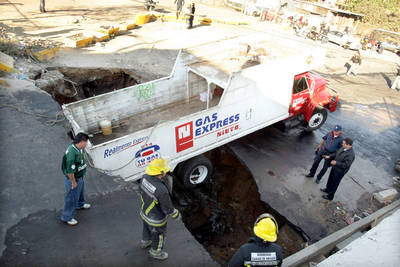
[282,199,400,267]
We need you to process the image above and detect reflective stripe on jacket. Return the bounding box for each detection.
[139,174,179,227]
[229,237,283,267]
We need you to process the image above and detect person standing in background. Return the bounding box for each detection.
[391,67,400,90]
[174,0,185,19]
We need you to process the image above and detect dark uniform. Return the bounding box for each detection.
[309,131,343,182]
[229,237,283,267]
[186,4,195,29]
[323,147,355,200]
[140,174,179,253]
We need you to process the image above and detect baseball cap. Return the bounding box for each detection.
[334,125,342,132]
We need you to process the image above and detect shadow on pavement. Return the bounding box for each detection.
[0,189,217,267]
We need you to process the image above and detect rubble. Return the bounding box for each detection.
[373,188,398,204]
[34,70,64,93]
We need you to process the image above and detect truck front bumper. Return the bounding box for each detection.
[329,95,339,112]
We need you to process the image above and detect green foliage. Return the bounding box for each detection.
[346,0,400,31]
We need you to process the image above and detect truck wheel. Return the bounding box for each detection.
[180,155,212,188]
[305,107,328,131]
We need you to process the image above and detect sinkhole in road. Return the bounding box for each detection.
[172,146,308,265]
[34,67,138,105]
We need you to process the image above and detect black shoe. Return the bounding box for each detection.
[320,188,328,193]
[315,178,321,184]
[322,195,333,201]
[305,173,314,178]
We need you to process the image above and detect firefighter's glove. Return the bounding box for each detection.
[171,209,181,220]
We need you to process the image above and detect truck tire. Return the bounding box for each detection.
[305,107,328,131]
[180,155,213,188]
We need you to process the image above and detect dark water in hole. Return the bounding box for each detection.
[172,147,306,265]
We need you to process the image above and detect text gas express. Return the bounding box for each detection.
[195,112,240,136]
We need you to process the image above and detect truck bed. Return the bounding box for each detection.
[91,96,219,145]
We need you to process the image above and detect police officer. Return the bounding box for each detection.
[139,158,180,260]
[306,125,343,184]
[229,214,283,267]
[61,132,91,226]
[321,138,355,200]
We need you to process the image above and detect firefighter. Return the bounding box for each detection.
[229,214,283,267]
[139,158,180,260]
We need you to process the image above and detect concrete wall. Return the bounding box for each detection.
[188,70,208,98]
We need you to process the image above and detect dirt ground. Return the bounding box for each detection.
[174,147,305,265]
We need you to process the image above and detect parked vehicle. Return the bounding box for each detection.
[246,0,280,17]
[306,26,328,44]
[369,28,400,54]
[62,34,338,187]
[381,41,400,53]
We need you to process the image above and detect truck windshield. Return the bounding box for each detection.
[293,77,309,94]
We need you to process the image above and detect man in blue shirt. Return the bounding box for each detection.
[306,125,343,183]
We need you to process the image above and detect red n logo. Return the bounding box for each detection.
[175,122,194,152]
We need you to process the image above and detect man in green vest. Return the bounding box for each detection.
[61,132,91,225]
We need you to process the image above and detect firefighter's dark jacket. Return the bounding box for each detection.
[328,147,355,174]
[139,174,179,227]
[229,236,283,267]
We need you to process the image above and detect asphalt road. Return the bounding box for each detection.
[0,81,217,267]
[229,89,400,241]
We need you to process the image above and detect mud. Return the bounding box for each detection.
[173,147,305,265]
[34,67,138,105]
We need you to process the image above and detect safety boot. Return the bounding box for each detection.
[140,240,152,249]
[149,249,168,260]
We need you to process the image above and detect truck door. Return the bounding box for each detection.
[290,74,310,115]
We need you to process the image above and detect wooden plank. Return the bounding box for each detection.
[282,200,400,267]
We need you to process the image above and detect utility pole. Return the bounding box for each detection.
[40,0,46,13]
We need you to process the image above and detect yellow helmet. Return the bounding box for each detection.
[146,158,171,176]
[253,213,278,242]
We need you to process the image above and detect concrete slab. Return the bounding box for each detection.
[317,209,400,267]
[0,80,217,266]
[373,188,398,203]
[335,231,363,250]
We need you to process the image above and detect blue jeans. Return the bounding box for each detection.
[61,177,86,222]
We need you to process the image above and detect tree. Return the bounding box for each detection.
[40,0,46,13]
